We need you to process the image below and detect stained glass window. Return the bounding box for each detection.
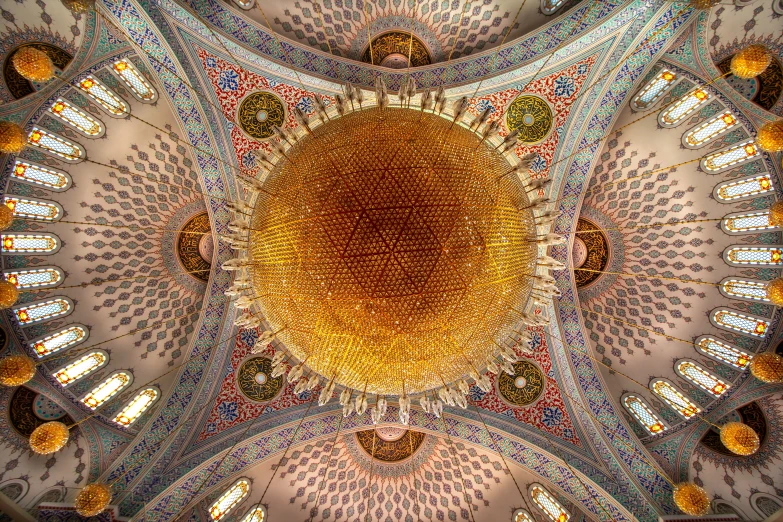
[114,387,159,425]
[726,247,783,266]
[112,60,156,101]
[27,128,83,161]
[541,0,566,14]
[659,88,711,125]
[684,111,738,148]
[652,380,700,418]
[623,395,666,434]
[703,141,760,172]
[677,360,730,397]
[530,485,570,522]
[715,175,772,201]
[713,309,769,337]
[240,507,266,522]
[54,351,107,385]
[32,325,88,357]
[1,233,59,253]
[14,298,71,324]
[723,211,776,233]
[82,372,131,409]
[721,279,768,302]
[78,76,128,116]
[210,479,250,521]
[696,337,751,370]
[513,509,535,522]
[49,99,102,136]
[11,161,70,190]
[633,69,677,110]
[4,197,61,221]
[4,268,62,289]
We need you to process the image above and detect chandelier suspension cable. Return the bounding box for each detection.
[364,418,378,522]
[363,0,376,67]
[468,0,530,99]
[446,0,473,64]
[543,73,734,180]
[406,426,422,518]
[92,11,239,122]
[432,392,478,522]
[403,0,420,87]
[538,425,616,521]
[467,401,535,516]
[306,408,346,522]
[545,329,721,429]
[557,386,679,486]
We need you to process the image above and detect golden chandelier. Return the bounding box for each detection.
[238,103,540,398]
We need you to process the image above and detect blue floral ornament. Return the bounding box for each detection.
[542,406,563,426]
[577,63,588,76]
[217,400,239,421]
[531,155,547,173]
[297,96,315,114]
[218,70,240,91]
[475,99,496,113]
[205,57,217,68]
[553,75,576,97]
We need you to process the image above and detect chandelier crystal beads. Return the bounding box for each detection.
[673,482,710,516]
[720,422,760,456]
[29,421,69,454]
[74,483,112,517]
[0,354,35,385]
[11,47,55,82]
[247,106,538,396]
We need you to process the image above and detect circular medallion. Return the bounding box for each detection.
[33,394,67,420]
[237,357,284,402]
[237,92,286,140]
[356,428,426,462]
[176,212,212,282]
[506,95,553,144]
[573,218,609,288]
[498,360,545,406]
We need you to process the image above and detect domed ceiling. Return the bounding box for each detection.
[1,0,782,521]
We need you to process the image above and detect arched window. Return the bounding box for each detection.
[112,60,156,102]
[3,196,62,221]
[31,325,89,357]
[696,336,751,369]
[723,211,776,233]
[714,174,773,201]
[541,0,566,14]
[684,111,738,148]
[210,479,250,521]
[240,506,266,522]
[4,267,63,289]
[622,394,666,435]
[703,140,760,172]
[651,379,700,419]
[81,371,132,409]
[632,69,677,110]
[530,484,570,522]
[659,88,711,126]
[113,387,159,426]
[712,309,769,337]
[512,508,535,522]
[78,76,128,116]
[720,278,768,302]
[48,99,103,137]
[750,493,783,518]
[53,351,108,385]
[27,128,84,162]
[10,160,71,191]
[676,360,730,397]
[13,297,72,324]
[725,246,782,266]
[1,233,60,254]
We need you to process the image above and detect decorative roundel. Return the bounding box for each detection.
[237,91,286,140]
[355,428,426,462]
[33,394,67,420]
[505,95,554,144]
[236,357,284,402]
[498,360,545,406]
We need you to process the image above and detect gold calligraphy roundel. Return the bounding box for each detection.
[237,357,283,402]
[505,95,553,144]
[237,91,286,140]
[498,360,545,406]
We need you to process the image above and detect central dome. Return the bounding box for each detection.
[250,107,538,395]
